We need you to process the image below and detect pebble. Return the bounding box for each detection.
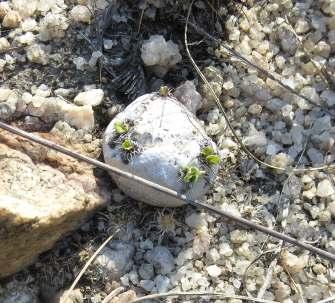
[94,241,135,279]
[0,37,10,53]
[70,5,91,23]
[248,103,262,115]
[0,88,13,102]
[140,280,155,292]
[62,104,94,130]
[270,153,293,169]
[145,246,175,275]
[139,263,154,280]
[173,80,202,114]
[185,213,208,230]
[74,89,104,107]
[73,57,87,71]
[26,44,48,65]
[320,90,335,107]
[140,35,182,77]
[206,265,222,277]
[154,275,171,293]
[2,10,21,28]
[281,250,308,274]
[316,179,335,197]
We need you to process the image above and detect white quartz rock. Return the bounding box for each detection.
[103,93,219,207]
[74,89,104,107]
[39,12,69,41]
[141,35,182,77]
[317,179,335,197]
[26,44,49,65]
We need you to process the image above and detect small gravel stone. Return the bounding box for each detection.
[139,263,154,280]
[94,241,135,279]
[26,44,48,65]
[70,5,91,23]
[154,275,171,293]
[281,250,308,274]
[2,10,21,28]
[173,80,202,114]
[140,280,155,292]
[185,213,208,230]
[206,265,222,277]
[0,37,10,53]
[145,246,175,275]
[74,89,104,107]
[316,179,335,197]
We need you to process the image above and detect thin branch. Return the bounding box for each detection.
[1,121,335,262]
[129,291,280,303]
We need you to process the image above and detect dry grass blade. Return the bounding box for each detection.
[1,120,335,262]
[184,0,335,174]
[102,287,125,303]
[283,263,306,303]
[129,291,280,303]
[62,230,119,303]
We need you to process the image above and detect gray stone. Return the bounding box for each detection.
[316,179,335,197]
[145,246,175,275]
[154,275,171,293]
[140,280,155,292]
[139,263,154,280]
[312,116,331,135]
[94,241,135,279]
[173,80,202,114]
[307,148,324,165]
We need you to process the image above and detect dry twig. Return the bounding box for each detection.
[62,230,119,303]
[128,291,280,303]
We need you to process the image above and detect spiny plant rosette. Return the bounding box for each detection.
[114,120,130,135]
[181,165,206,184]
[109,119,142,163]
[119,137,142,164]
[200,146,221,166]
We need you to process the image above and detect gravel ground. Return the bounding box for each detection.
[0,0,335,302]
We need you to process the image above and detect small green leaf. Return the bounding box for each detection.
[201,146,221,166]
[201,146,215,157]
[183,166,205,183]
[121,139,134,151]
[206,154,221,165]
[114,121,129,135]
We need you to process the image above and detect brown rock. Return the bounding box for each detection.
[0,127,109,278]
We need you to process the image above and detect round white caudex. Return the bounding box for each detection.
[103,93,219,207]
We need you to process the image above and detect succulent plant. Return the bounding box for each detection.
[201,146,221,166]
[159,85,170,97]
[114,121,130,135]
[121,138,135,151]
[182,166,205,183]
